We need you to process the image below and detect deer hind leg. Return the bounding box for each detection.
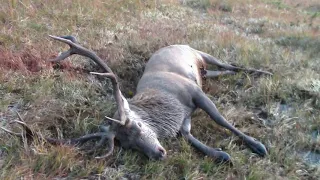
[180,117,231,163]
[205,70,236,78]
[193,91,267,157]
[197,50,273,76]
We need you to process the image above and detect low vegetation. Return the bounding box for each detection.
[0,0,319,179]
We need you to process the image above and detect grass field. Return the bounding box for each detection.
[0,0,319,179]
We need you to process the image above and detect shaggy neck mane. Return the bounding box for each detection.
[128,89,185,139]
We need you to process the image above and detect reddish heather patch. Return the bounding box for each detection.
[0,46,88,76]
[0,47,26,71]
[21,49,44,72]
[0,46,51,73]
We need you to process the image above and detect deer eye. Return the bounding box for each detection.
[136,122,143,134]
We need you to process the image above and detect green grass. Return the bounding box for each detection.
[0,0,319,179]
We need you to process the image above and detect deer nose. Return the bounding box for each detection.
[157,147,167,160]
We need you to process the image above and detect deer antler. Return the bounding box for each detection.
[49,35,128,126]
[0,35,131,158]
[1,112,116,159]
[89,72,131,125]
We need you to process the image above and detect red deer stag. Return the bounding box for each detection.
[1,35,272,162]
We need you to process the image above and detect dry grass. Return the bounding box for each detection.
[0,0,319,179]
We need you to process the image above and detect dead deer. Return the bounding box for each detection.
[1,35,272,163]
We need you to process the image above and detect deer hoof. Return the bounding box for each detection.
[245,137,267,157]
[215,151,232,164]
[207,149,232,164]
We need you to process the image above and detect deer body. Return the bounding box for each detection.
[138,45,204,105]
[130,45,203,139]
[119,45,205,141]
[2,36,271,163]
[115,44,268,161]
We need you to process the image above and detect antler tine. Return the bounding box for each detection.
[49,35,114,74]
[94,132,115,159]
[1,125,117,158]
[82,126,116,159]
[105,116,123,124]
[90,72,128,126]
[46,131,116,159]
[1,112,117,159]
[94,138,114,159]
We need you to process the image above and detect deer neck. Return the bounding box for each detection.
[128,88,185,139]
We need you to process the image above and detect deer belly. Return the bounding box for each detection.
[183,62,202,87]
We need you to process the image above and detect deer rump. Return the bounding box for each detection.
[1,35,272,163]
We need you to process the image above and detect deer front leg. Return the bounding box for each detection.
[193,92,267,157]
[180,117,231,163]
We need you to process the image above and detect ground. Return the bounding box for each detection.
[0,0,319,179]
